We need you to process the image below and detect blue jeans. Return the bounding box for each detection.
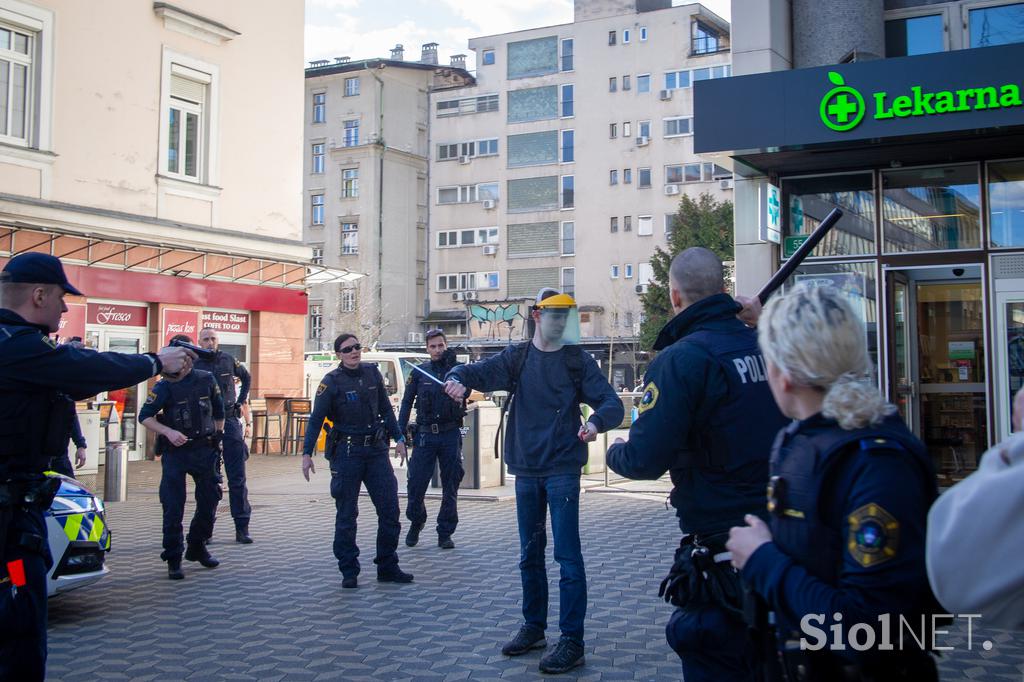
[515,473,586,645]
[406,428,464,538]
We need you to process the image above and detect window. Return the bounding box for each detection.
[561,84,574,117]
[437,94,499,117]
[623,75,631,91]
[638,120,651,139]
[482,49,495,65]
[477,138,499,156]
[609,123,618,139]
[312,92,325,123]
[623,29,631,44]
[623,121,632,138]
[560,130,574,163]
[437,229,497,247]
[508,36,559,79]
[637,74,651,93]
[478,182,500,201]
[782,172,876,257]
[508,130,558,167]
[885,14,944,56]
[638,168,651,188]
[440,138,499,160]
[624,168,632,185]
[311,194,324,225]
[692,21,723,55]
[308,303,323,339]
[561,267,575,297]
[626,312,634,328]
[343,119,359,147]
[561,221,575,255]
[312,143,324,174]
[311,245,324,265]
[667,162,730,183]
[610,216,619,232]
[341,222,359,255]
[625,263,634,278]
[438,143,459,161]
[561,38,574,71]
[638,262,653,284]
[341,168,359,198]
[561,175,574,209]
[610,169,618,185]
[664,116,693,137]
[438,183,499,204]
[166,70,207,180]
[638,215,653,235]
[624,215,632,232]
[437,274,457,291]
[508,85,558,123]
[508,176,560,212]
[665,214,676,234]
[640,27,648,41]
[882,164,981,253]
[969,3,1024,48]
[610,265,620,278]
[344,77,360,97]
[341,289,356,312]
[665,70,691,90]
[609,77,617,92]
[608,30,617,45]
[990,160,1024,247]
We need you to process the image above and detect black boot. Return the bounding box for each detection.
[184,543,220,568]
[405,522,424,547]
[438,536,455,549]
[235,524,253,544]
[377,566,414,583]
[167,559,185,580]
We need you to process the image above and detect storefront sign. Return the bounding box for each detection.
[695,43,1024,154]
[162,308,199,346]
[87,303,148,327]
[783,235,808,259]
[57,303,86,342]
[201,310,250,333]
[759,183,782,244]
[949,341,976,360]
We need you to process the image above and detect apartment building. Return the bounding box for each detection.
[303,45,473,351]
[426,0,732,387]
[696,0,1024,483]
[0,0,308,458]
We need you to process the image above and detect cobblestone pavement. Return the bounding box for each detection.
[46,457,1023,680]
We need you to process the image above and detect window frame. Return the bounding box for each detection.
[608,30,617,45]
[637,214,654,236]
[625,263,634,278]
[343,119,359,147]
[341,288,356,312]
[340,221,359,255]
[0,3,54,150]
[623,29,631,44]
[610,169,618,185]
[640,26,649,41]
[311,193,324,226]
[311,142,325,174]
[560,129,574,163]
[663,116,694,138]
[560,174,575,209]
[311,244,324,265]
[560,38,574,72]
[637,73,651,93]
[312,91,326,123]
[610,216,619,232]
[610,264,620,278]
[561,266,576,297]
[560,83,574,118]
[308,302,324,340]
[341,168,359,198]
[344,77,360,97]
[159,49,219,186]
[638,167,652,188]
[482,49,495,65]
[561,220,575,256]
[609,76,617,92]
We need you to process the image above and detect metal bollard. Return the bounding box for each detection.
[103,440,128,502]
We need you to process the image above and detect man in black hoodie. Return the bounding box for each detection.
[607,248,788,682]
[443,289,623,675]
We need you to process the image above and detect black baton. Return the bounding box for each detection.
[756,208,844,305]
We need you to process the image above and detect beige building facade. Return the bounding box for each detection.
[426,0,732,386]
[0,0,310,458]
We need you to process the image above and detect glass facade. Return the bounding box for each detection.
[989,159,1024,247]
[882,165,981,253]
[969,2,1024,48]
[507,36,558,79]
[507,86,558,123]
[782,173,876,257]
[885,14,944,57]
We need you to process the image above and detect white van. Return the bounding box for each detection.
[303,351,430,411]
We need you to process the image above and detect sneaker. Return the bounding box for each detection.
[405,522,424,547]
[377,567,414,583]
[539,637,585,674]
[342,576,358,589]
[235,528,254,544]
[501,625,546,656]
[167,559,185,580]
[184,543,220,568]
[438,536,455,549]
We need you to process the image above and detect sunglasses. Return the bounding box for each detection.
[338,343,362,354]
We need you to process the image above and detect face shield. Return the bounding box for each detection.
[534,292,581,347]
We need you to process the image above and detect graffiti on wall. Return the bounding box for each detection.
[468,302,528,341]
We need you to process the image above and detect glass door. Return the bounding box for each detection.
[993,281,1024,442]
[886,271,916,431]
[85,328,148,460]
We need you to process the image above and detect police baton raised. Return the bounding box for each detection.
[406,360,445,386]
[755,207,844,305]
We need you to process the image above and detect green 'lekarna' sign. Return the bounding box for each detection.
[820,71,1024,132]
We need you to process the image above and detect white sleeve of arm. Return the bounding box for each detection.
[926,432,1024,629]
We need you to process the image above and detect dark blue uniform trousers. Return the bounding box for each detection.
[222,417,251,529]
[159,443,221,561]
[405,429,464,539]
[329,442,401,578]
[666,603,760,682]
[0,507,49,681]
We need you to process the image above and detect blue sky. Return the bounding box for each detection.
[304,0,732,69]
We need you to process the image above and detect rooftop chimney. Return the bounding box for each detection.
[309,59,329,68]
[450,53,466,69]
[334,56,350,64]
[420,42,439,65]
[390,44,405,61]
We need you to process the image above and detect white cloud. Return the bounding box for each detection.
[307,0,362,10]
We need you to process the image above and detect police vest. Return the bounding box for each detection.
[668,327,788,533]
[767,415,936,587]
[196,352,237,405]
[326,364,386,435]
[414,359,465,426]
[0,325,72,474]
[156,372,217,440]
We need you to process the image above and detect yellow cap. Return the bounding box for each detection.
[535,292,577,309]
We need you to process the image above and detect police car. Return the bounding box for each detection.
[44,472,111,597]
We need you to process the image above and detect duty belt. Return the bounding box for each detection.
[419,422,460,434]
[340,434,382,447]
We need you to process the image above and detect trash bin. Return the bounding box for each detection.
[103,440,128,502]
[461,402,502,489]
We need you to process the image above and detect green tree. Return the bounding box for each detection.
[638,192,733,349]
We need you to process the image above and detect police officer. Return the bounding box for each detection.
[195,326,253,543]
[606,248,788,682]
[301,333,412,589]
[139,333,225,580]
[398,329,466,549]
[0,253,193,680]
[48,394,87,478]
[727,283,940,681]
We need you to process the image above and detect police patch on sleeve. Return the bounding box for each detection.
[145,391,157,404]
[637,381,659,415]
[847,503,899,568]
[316,382,328,397]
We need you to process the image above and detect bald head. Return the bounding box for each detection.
[669,247,725,311]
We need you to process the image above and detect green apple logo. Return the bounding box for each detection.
[820,71,865,132]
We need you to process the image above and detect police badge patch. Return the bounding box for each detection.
[847,503,899,568]
[637,381,659,415]
[316,382,328,397]
[145,391,157,404]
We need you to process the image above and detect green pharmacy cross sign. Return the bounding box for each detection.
[819,70,1023,133]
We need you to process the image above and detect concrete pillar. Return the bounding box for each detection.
[792,0,884,68]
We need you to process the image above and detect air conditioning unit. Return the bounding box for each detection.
[719,178,734,190]
[452,292,466,302]
[659,89,673,101]
[464,291,479,301]
[482,245,498,256]
[635,136,650,146]
[664,184,680,196]
[459,155,471,165]
[407,332,424,343]
[635,284,648,294]
[482,199,496,210]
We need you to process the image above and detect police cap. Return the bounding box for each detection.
[1,252,83,295]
